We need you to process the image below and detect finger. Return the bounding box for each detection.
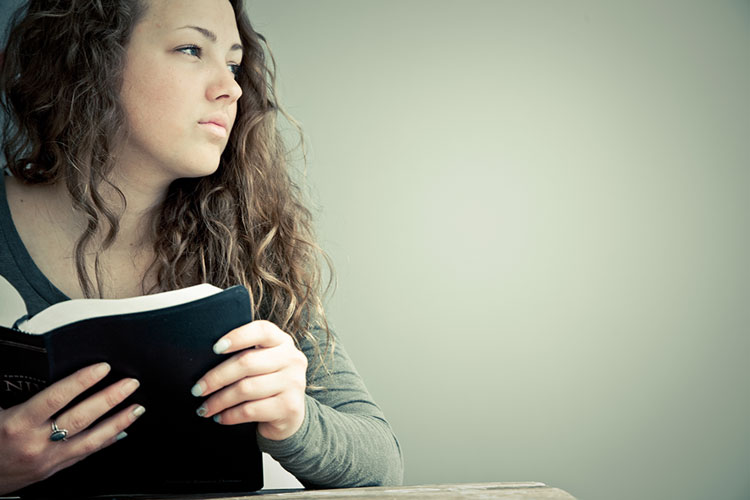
[58,403,146,469]
[212,395,283,426]
[22,363,111,427]
[196,373,284,419]
[192,347,287,397]
[212,320,289,355]
[55,378,140,439]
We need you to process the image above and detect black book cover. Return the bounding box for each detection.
[0,285,263,498]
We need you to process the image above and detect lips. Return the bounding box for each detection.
[198,114,230,139]
[198,115,228,130]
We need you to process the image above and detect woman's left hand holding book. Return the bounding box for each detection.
[0,362,145,495]
[190,320,308,441]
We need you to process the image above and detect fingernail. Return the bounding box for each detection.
[213,415,222,424]
[196,405,208,417]
[132,405,146,419]
[213,338,231,354]
[116,431,128,441]
[191,381,204,397]
[121,378,140,396]
[95,362,111,377]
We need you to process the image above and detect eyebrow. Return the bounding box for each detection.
[177,25,243,53]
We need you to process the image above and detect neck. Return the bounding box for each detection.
[48,172,170,254]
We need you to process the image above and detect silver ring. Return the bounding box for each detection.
[49,420,68,442]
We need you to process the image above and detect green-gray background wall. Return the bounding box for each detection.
[3,1,749,499]
[245,2,750,499]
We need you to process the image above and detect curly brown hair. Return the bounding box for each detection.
[1,0,334,354]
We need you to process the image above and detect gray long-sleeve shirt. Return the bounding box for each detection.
[261,329,403,488]
[0,172,404,488]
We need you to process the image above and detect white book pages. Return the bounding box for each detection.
[17,283,223,334]
[0,275,27,329]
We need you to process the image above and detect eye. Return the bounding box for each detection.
[177,45,202,58]
[228,63,241,78]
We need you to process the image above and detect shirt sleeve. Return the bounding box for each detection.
[255,328,404,488]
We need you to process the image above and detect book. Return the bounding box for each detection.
[0,277,263,497]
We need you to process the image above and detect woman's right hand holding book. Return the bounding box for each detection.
[0,362,145,495]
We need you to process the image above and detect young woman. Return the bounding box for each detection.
[0,0,402,494]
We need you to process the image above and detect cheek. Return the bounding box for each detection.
[122,65,187,133]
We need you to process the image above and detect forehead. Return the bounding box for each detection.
[137,0,239,39]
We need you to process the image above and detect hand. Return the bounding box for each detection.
[0,363,145,495]
[191,320,308,441]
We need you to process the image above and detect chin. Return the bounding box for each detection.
[177,157,222,179]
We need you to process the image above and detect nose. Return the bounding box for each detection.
[206,66,243,104]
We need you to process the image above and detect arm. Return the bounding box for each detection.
[193,322,404,488]
[257,328,404,488]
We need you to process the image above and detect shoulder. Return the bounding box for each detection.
[3,174,44,238]
[4,174,41,215]
[4,174,68,234]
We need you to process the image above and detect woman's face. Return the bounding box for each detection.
[119,0,243,184]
